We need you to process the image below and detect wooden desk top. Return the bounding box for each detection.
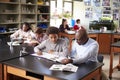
[3,55,103,80]
[111,41,120,47]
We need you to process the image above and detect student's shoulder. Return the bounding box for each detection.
[43,33,48,37]
[58,38,66,43]
[15,29,22,33]
[89,38,98,44]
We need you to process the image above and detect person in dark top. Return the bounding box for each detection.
[59,19,70,32]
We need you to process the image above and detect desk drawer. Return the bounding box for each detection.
[7,66,26,76]
[7,66,39,80]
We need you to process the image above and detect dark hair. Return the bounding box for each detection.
[46,27,59,35]
[76,19,80,23]
[35,27,43,34]
[62,19,67,25]
[20,22,31,31]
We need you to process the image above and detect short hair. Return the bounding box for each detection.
[76,27,88,40]
[76,19,80,23]
[35,27,43,34]
[20,22,31,31]
[46,27,59,35]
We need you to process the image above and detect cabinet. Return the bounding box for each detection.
[98,34,112,54]
[0,0,50,34]
[37,0,50,29]
[88,33,98,41]
[88,33,112,54]
[0,0,20,33]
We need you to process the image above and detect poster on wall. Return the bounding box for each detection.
[85,7,93,18]
[102,7,111,14]
[112,0,120,8]
[84,0,91,6]
[93,7,102,20]
[102,0,110,6]
[113,9,119,20]
[92,0,101,7]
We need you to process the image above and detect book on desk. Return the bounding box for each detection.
[49,63,78,72]
[31,52,66,62]
[31,52,78,72]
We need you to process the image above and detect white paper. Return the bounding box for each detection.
[7,42,20,46]
[66,31,75,34]
[49,64,65,71]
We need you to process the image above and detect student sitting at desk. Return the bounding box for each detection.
[34,27,69,57]
[59,19,70,33]
[73,19,81,31]
[29,27,48,46]
[10,22,34,40]
[61,26,99,64]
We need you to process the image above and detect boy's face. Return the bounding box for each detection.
[48,34,58,43]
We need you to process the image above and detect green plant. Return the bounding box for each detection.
[62,11,71,19]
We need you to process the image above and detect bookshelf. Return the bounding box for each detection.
[0,0,50,34]
[37,0,50,29]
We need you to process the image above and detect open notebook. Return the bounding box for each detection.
[49,63,78,72]
[31,52,66,63]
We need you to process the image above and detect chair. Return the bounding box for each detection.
[97,54,109,80]
[97,54,104,63]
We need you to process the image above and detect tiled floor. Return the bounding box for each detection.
[102,54,120,80]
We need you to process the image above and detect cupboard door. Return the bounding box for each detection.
[98,34,112,54]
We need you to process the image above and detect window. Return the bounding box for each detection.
[50,0,73,27]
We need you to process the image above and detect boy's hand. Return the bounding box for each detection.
[48,50,54,54]
[37,51,42,55]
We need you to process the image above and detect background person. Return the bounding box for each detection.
[10,22,34,40]
[29,27,48,46]
[59,19,70,33]
[73,19,81,31]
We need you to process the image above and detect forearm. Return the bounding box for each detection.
[34,46,40,53]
